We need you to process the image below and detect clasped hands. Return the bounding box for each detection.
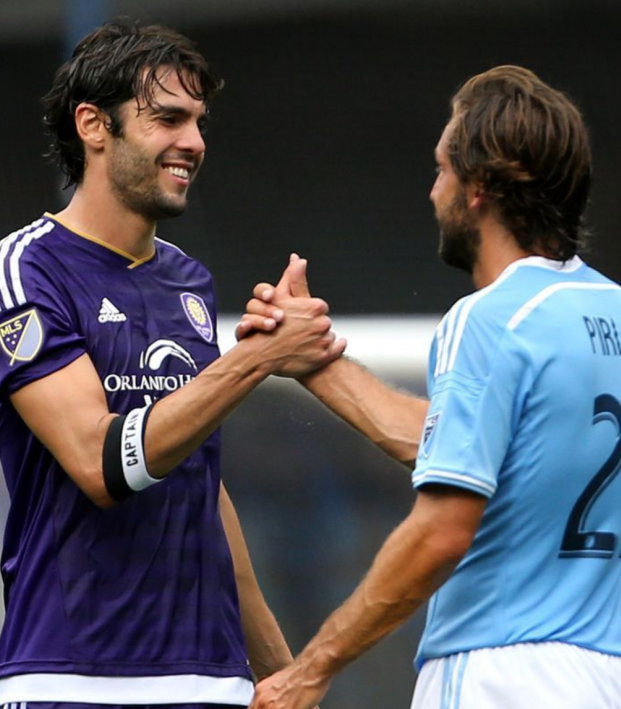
[236,254,346,378]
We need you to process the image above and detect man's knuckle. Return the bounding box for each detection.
[310,298,327,315]
[318,316,331,331]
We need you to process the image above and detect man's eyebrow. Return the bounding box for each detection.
[149,103,208,120]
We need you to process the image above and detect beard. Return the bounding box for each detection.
[107,137,193,221]
[437,187,481,274]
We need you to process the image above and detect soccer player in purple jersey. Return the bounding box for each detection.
[0,20,345,709]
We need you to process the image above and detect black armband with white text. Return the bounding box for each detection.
[102,404,159,501]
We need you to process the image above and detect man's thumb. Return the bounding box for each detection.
[289,256,310,297]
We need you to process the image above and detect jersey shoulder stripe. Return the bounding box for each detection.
[0,219,45,309]
[435,263,518,377]
[0,218,56,311]
[507,281,621,331]
[436,256,588,377]
[434,297,467,377]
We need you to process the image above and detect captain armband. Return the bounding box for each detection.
[102,404,161,501]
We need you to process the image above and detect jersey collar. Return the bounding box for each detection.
[44,212,156,269]
[500,254,584,282]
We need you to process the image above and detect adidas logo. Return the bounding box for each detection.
[98,297,127,323]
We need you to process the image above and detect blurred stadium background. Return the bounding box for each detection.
[0,0,619,706]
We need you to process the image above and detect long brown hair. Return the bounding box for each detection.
[448,66,591,260]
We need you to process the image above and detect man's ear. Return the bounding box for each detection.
[466,183,488,211]
[74,102,109,150]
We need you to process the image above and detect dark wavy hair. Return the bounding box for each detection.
[42,20,223,187]
[448,66,591,260]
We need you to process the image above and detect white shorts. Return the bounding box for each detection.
[411,642,621,709]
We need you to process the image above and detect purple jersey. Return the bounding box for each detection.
[0,216,253,705]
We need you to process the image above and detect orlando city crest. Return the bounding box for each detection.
[180,292,214,343]
[0,309,44,366]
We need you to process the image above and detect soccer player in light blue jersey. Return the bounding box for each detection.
[243,67,621,708]
[0,20,345,709]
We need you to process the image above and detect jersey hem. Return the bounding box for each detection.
[0,672,254,704]
[412,469,495,498]
[415,638,621,670]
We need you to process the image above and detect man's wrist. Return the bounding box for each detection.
[233,332,281,378]
[298,356,344,389]
[296,644,339,685]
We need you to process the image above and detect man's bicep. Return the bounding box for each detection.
[416,484,488,534]
[10,352,116,506]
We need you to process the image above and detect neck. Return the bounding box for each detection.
[55,179,156,260]
[471,216,532,289]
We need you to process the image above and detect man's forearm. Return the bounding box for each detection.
[300,357,428,467]
[249,488,486,709]
[219,483,294,680]
[292,497,464,676]
[145,337,275,477]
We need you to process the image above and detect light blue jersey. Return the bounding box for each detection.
[413,255,621,667]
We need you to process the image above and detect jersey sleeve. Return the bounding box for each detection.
[0,258,86,395]
[412,301,529,499]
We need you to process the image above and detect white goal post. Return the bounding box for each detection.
[217,314,439,382]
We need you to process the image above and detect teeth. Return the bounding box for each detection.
[164,166,190,179]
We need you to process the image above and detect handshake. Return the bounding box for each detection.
[234,253,347,379]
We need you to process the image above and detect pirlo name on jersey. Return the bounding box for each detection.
[583,315,621,356]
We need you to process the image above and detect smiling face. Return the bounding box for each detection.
[430,122,481,274]
[106,67,207,221]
